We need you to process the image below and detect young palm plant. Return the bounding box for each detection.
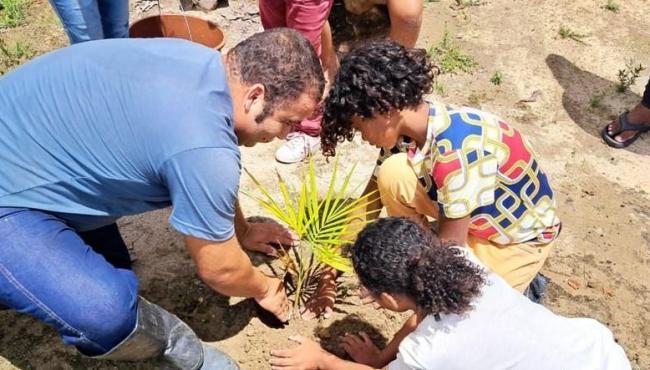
[243,158,377,317]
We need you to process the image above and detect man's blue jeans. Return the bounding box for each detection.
[48,0,129,44]
[0,208,138,355]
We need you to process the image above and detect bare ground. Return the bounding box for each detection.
[1,0,649,369]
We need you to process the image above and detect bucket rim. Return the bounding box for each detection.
[129,13,226,50]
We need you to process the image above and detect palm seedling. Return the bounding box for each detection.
[243,158,377,317]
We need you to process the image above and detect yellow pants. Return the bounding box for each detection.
[377,153,553,292]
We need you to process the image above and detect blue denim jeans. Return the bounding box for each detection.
[48,0,129,44]
[0,208,138,355]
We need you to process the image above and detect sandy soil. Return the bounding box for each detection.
[1,0,649,369]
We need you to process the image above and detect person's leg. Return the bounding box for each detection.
[48,0,104,44]
[274,0,335,163]
[466,235,553,293]
[603,75,650,147]
[79,223,132,270]
[97,0,129,39]
[259,0,287,29]
[376,154,553,294]
[386,0,423,48]
[0,208,138,354]
[376,153,440,223]
[0,209,239,369]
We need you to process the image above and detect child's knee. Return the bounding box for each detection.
[377,153,418,197]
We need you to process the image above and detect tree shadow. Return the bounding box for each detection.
[545,53,650,156]
[314,314,389,359]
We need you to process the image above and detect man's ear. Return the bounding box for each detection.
[243,83,265,112]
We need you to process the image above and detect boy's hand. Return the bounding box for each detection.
[341,332,382,368]
[270,335,324,370]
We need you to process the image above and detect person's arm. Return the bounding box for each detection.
[270,335,385,370]
[437,215,471,245]
[234,199,251,241]
[185,235,289,321]
[386,0,423,48]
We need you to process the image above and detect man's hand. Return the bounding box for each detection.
[255,275,290,322]
[270,335,324,370]
[341,332,383,368]
[240,219,296,256]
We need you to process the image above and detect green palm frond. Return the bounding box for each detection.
[242,157,378,310]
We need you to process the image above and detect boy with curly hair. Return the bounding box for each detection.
[320,40,561,298]
[270,218,629,370]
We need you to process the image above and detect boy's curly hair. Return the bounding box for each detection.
[351,217,485,316]
[321,40,435,156]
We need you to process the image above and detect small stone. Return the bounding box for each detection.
[567,278,581,290]
[197,0,219,11]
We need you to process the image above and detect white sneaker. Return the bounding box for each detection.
[275,132,321,164]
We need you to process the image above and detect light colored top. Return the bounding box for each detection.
[387,250,631,370]
[0,38,239,241]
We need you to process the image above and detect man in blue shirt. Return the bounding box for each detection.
[0,28,324,369]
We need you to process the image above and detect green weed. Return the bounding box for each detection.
[616,59,645,93]
[590,90,606,108]
[0,39,34,74]
[0,0,28,28]
[490,70,503,85]
[603,0,619,12]
[558,26,588,43]
[428,29,478,74]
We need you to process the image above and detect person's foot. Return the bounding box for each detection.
[301,268,337,320]
[604,103,650,146]
[275,132,321,164]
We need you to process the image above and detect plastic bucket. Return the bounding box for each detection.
[129,14,226,50]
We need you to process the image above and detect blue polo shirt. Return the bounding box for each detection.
[0,38,240,241]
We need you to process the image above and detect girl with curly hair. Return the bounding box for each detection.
[320,40,561,299]
[270,218,630,370]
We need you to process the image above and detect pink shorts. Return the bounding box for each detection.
[259,0,334,56]
[259,0,333,137]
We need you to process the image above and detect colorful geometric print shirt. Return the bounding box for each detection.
[376,101,561,245]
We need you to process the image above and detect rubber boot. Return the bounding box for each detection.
[93,297,238,370]
[201,343,239,370]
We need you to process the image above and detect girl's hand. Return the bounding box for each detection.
[340,332,382,368]
[270,335,325,370]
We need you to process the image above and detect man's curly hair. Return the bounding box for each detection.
[227,28,325,123]
[351,217,485,316]
[321,40,435,156]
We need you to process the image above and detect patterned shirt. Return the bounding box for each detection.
[376,101,560,245]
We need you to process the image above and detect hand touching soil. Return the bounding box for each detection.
[340,332,383,368]
[256,276,290,322]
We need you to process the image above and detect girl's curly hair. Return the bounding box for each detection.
[351,217,485,316]
[321,40,435,156]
